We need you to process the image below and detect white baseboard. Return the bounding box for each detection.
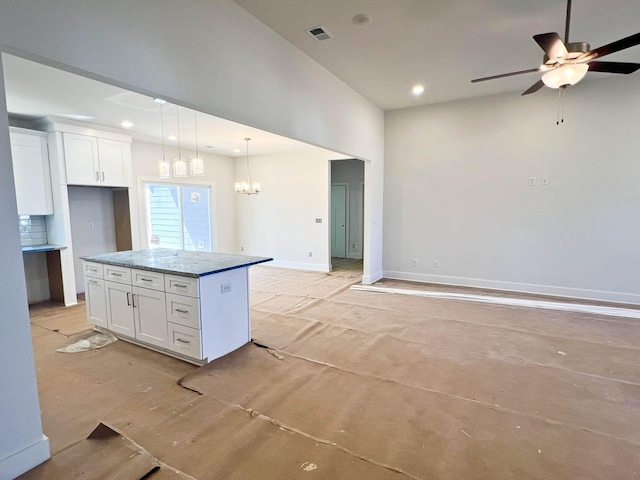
[346,253,363,260]
[267,259,330,273]
[382,271,640,306]
[362,269,383,285]
[0,434,50,480]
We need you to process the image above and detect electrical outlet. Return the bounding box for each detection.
[412,259,418,267]
[434,260,440,268]
[309,252,313,257]
[240,246,244,252]
[88,222,94,230]
[351,243,356,249]
[528,177,536,186]
[221,283,232,294]
[315,218,322,223]
[541,177,549,186]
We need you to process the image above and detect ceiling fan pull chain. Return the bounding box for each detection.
[561,87,566,124]
[556,88,561,125]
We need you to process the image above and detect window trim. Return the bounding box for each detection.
[137,176,218,252]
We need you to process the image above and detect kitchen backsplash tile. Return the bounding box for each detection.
[19,215,48,246]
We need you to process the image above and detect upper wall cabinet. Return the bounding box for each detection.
[63,133,132,187]
[9,128,54,215]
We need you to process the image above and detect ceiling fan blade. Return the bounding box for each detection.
[533,32,568,60]
[471,67,541,83]
[521,80,545,96]
[582,32,640,60]
[587,61,640,74]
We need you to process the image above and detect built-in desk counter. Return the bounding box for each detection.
[22,244,67,304]
[81,249,272,364]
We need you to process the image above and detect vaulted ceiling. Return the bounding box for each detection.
[4,1,640,151]
[235,0,640,110]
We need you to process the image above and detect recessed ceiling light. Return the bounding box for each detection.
[233,148,241,153]
[352,13,371,25]
[120,120,134,129]
[153,97,167,104]
[412,84,425,96]
[204,145,215,149]
[168,135,178,141]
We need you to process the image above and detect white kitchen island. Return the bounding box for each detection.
[82,249,272,364]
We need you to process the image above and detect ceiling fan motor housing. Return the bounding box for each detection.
[543,42,591,63]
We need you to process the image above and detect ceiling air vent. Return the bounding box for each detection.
[306,26,333,42]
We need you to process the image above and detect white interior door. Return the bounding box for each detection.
[331,184,347,258]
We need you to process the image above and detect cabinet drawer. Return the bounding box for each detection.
[104,265,131,284]
[132,269,164,291]
[84,261,104,279]
[166,293,200,329]
[165,274,199,298]
[167,322,202,359]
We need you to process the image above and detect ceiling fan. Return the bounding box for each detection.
[471,0,640,95]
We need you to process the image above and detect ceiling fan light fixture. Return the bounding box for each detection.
[542,63,589,88]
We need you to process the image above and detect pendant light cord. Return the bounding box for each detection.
[160,103,166,161]
[194,111,200,159]
[245,137,251,183]
[177,105,183,159]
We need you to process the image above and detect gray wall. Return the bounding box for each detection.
[68,186,117,293]
[384,74,640,304]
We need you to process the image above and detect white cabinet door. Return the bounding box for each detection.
[98,138,131,187]
[133,286,167,348]
[63,133,100,185]
[9,130,53,215]
[105,280,135,337]
[85,277,107,328]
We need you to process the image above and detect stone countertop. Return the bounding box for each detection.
[22,244,66,253]
[81,249,272,278]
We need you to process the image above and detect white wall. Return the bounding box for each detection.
[331,159,365,260]
[0,0,384,281]
[131,141,237,253]
[384,74,640,304]
[236,149,346,271]
[0,61,49,480]
[68,186,117,293]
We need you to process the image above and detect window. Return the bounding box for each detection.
[143,182,213,251]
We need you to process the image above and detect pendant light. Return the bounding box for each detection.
[190,111,205,176]
[234,137,261,195]
[172,105,187,177]
[157,99,170,178]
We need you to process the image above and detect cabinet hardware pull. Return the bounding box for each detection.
[126,292,131,306]
[176,338,190,344]
[101,172,105,181]
[89,279,97,284]
[132,294,137,308]
[111,272,122,277]
[140,278,152,282]
[175,308,188,314]
[95,171,99,181]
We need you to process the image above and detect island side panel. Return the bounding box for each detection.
[199,266,250,360]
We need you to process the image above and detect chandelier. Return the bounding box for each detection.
[234,137,261,195]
